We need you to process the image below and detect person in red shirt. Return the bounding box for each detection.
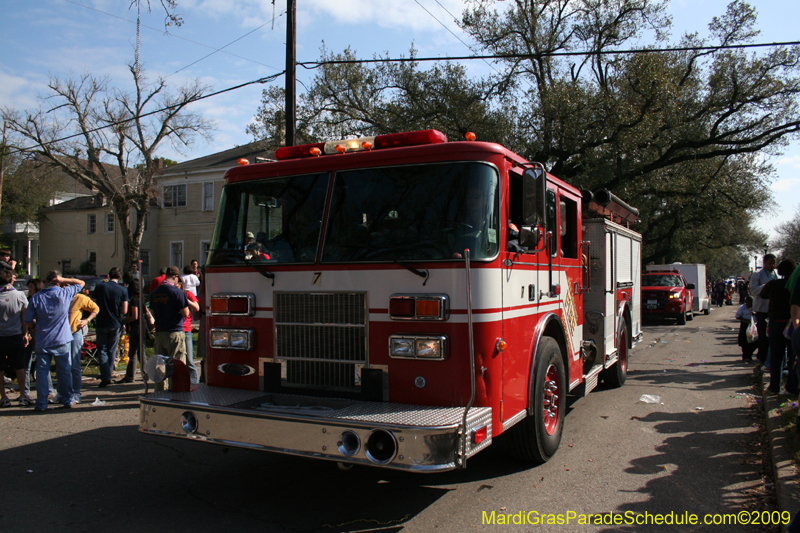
[176,278,200,385]
[148,267,167,294]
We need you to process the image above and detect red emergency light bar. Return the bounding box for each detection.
[374,129,448,149]
[274,130,448,161]
[274,142,326,161]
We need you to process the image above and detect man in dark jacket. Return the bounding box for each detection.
[149,266,189,391]
[93,267,129,387]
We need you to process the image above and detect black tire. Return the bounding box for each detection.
[602,322,628,388]
[703,308,710,315]
[677,305,687,325]
[507,337,565,464]
[687,306,694,321]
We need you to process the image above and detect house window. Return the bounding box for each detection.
[163,184,187,208]
[202,182,214,211]
[61,259,71,273]
[87,214,96,234]
[139,250,151,276]
[170,241,183,268]
[105,213,115,233]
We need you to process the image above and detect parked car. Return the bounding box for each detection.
[12,279,30,297]
[74,275,106,298]
[642,270,695,325]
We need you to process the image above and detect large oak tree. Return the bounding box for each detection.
[251,0,798,264]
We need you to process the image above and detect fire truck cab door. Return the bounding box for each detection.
[500,168,550,423]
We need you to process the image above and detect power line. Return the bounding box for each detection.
[298,40,800,69]
[412,0,498,69]
[9,39,800,155]
[165,14,286,80]
[413,0,503,76]
[9,72,285,156]
[63,0,284,72]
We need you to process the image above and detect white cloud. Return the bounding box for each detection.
[773,178,800,192]
[0,71,44,110]
[302,0,468,32]
[776,155,800,169]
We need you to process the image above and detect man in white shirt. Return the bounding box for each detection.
[750,254,777,366]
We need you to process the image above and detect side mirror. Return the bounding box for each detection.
[686,283,696,290]
[519,225,542,248]
[522,166,546,227]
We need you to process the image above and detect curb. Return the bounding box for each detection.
[759,370,800,532]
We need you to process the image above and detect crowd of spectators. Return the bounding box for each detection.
[0,250,204,411]
[736,254,800,418]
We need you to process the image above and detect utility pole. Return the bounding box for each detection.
[0,122,7,221]
[285,0,297,147]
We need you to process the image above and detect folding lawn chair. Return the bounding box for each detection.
[81,335,99,373]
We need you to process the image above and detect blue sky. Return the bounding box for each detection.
[0,0,798,243]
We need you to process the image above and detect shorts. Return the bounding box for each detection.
[0,334,26,371]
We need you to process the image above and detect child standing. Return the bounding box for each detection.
[736,296,757,361]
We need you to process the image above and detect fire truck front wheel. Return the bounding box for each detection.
[508,337,565,464]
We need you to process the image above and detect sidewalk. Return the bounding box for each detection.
[760,369,800,531]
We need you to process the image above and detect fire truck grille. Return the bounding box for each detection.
[274,292,368,390]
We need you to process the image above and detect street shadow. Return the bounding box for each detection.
[592,406,766,532]
[0,413,562,533]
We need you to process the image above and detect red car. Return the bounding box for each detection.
[642,270,695,325]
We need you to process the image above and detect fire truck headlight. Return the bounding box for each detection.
[416,338,442,358]
[211,330,230,347]
[668,293,681,299]
[389,335,448,360]
[210,328,254,350]
[390,338,414,357]
[230,332,249,348]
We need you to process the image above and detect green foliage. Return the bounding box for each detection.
[250,1,800,266]
[78,260,96,275]
[1,157,62,224]
[248,45,515,147]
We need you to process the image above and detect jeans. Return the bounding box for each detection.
[96,327,122,382]
[185,330,198,385]
[768,321,794,393]
[23,339,54,397]
[35,343,73,410]
[70,329,84,397]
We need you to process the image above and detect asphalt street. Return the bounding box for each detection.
[0,303,780,533]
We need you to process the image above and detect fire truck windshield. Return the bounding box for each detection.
[322,162,499,262]
[207,162,499,266]
[208,172,329,265]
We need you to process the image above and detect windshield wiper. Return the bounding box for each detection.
[243,255,275,286]
[396,261,429,286]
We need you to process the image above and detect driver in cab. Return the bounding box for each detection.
[243,231,270,261]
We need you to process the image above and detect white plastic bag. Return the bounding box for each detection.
[746,317,758,344]
[639,394,661,404]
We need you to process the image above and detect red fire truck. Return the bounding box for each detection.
[139,129,642,472]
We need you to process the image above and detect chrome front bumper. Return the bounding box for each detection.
[139,384,492,472]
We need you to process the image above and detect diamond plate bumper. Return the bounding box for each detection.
[139,384,492,472]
